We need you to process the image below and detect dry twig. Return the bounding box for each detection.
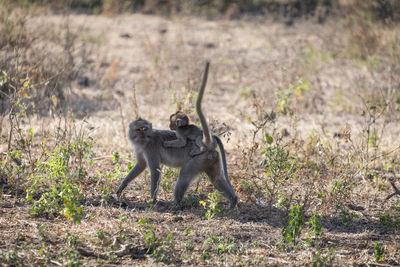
[385,180,400,201]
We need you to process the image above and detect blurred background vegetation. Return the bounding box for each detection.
[2,0,400,22]
[1,0,399,116]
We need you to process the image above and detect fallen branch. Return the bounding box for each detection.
[114,244,144,257]
[385,180,400,201]
[77,244,147,259]
[76,246,108,259]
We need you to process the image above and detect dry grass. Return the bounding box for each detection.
[1,3,400,266]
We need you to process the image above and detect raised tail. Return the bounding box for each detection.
[214,136,233,188]
[196,61,212,148]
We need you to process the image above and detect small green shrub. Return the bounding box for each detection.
[260,134,298,181]
[307,214,323,239]
[59,248,82,267]
[29,177,83,224]
[161,167,179,194]
[336,204,358,228]
[260,133,298,208]
[205,235,237,254]
[144,228,161,253]
[183,240,194,251]
[312,247,336,267]
[199,191,221,220]
[26,145,84,223]
[0,248,21,265]
[65,231,80,247]
[276,76,309,116]
[379,213,400,229]
[24,121,94,224]
[201,250,211,260]
[282,205,305,247]
[374,242,385,262]
[152,232,178,263]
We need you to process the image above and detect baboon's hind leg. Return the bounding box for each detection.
[174,159,204,204]
[205,155,238,209]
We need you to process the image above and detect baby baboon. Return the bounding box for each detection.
[164,111,205,157]
[116,61,237,208]
[166,111,232,188]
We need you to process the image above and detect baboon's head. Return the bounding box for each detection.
[169,111,189,130]
[128,118,152,145]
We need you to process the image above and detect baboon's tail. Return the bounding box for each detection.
[214,136,233,188]
[196,61,212,148]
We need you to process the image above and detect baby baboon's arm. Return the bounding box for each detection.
[164,134,188,148]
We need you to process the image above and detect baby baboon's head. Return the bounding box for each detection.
[169,111,189,130]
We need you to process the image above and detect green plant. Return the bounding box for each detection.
[119,213,127,222]
[60,248,82,267]
[38,242,49,261]
[276,76,309,116]
[0,248,21,265]
[337,204,358,228]
[144,228,161,253]
[141,223,179,263]
[260,133,298,208]
[379,213,400,229]
[22,120,95,224]
[152,232,179,263]
[374,242,385,262]
[199,191,221,220]
[98,151,127,204]
[99,183,112,203]
[201,251,211,260]
[185,227,193,236]
[29,177,83,223]
[161,167,178,193]
[282,205,305,247]
[312,247,336,267]
[97,229,105,241]
[111,151,124,177]
[329,179,356,220]
[330,180,352,199]
[307,214,323,239]
[66,231,80,247]
[27,159,83,221]
[261,134,298,181]
[205,235,237,254]
[252,241,258,248]
[183,240,194,251]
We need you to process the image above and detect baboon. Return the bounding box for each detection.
[116,61,237,208]
[164,111,205,157]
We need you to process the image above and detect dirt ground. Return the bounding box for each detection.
[1,10,400,266]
